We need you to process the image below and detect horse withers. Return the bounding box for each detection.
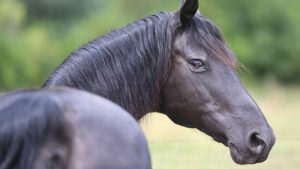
[44,0,275,164]
[0,88,151,169]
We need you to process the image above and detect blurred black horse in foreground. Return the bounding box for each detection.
[45,0,275,165]
[0,88,151,169]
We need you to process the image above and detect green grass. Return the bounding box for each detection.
[141,82,300,169]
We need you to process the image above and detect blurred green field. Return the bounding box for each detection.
[142,81,300,169]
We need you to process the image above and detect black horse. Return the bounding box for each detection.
[44,0,275,164]
[0,88,151,169]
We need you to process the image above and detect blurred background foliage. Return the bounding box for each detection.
[0,0,299,90]
[1,1,299,168]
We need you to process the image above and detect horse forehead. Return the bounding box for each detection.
[174,33,207,58]
[175,31,236,67]
[174,31,196,48]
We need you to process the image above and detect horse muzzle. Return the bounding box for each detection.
[228,128,276,164]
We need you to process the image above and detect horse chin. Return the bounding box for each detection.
[198,129,229,147]
[211,135,228,147]
[228,143,265,165]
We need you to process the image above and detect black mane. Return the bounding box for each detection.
[44,11,233,119]
[45,12,173,119]
[0,90,71,169]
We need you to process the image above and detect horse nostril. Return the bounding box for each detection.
[248,132,266,155]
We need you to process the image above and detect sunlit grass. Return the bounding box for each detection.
[141,82,300,169]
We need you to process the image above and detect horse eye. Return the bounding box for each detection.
[188,59,206,72]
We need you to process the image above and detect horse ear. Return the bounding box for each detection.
[179,0,200,28]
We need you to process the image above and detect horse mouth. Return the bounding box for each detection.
[211,134,267,164]
[228,143,264,165]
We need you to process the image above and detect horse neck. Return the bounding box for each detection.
[45,13,173,120]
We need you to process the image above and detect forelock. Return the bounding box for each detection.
[191,16,236,68]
